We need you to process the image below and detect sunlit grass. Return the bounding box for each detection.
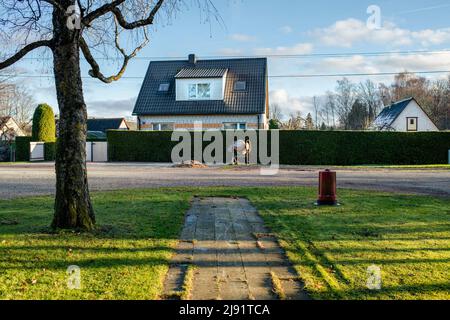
[0,187,449,300]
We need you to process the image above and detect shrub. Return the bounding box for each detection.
[44,142,56,161]
[32,104,56,142]
[15,136,32,161]
[107,130,450,165]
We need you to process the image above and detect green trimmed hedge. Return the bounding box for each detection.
[32,104,56,142]
[108,130,450,165]
[15,137,33,161]
[278,131,450,165]
[15,137,56,161]
[44,142,56,161]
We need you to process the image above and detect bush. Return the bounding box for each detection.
[108,130,450,165]
[279,131,450,165]
[32,104,56,142]
[108,131,176,162]
[15,136,32,161]
[15,137,56,161]
[44,142,56,161]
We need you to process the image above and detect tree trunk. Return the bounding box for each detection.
[51,2,95,230]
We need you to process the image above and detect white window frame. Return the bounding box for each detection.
[188,83,211,100]
[152,123,175,131]
[223,123,247,130]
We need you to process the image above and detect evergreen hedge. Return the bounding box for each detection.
[107,130,450,165]
[32,104,56,142]
[15,136,33,161]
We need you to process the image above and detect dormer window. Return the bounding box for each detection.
[234,81,246,92]
[188,83,211,99]
[158,83,170,92]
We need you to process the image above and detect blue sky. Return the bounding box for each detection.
[10,0,450,118]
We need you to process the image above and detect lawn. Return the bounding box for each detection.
[0,187,449,300]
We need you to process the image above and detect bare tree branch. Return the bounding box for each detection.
[82,0,126,26]
[80,19,148,83]
[111,0,165,29]
[0,39,52,70]
[41,0,65,12]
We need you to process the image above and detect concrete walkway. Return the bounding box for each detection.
[163,197,308,300]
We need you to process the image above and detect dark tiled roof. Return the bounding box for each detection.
[87,118,127,133]
[133,57,267,116]
[175,68,228,79]
[372,97,414,129]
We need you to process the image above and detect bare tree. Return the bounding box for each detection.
[312,96,319,129]
[357,80,383,128]
[270,103,284,123]
[0,0,218,230]
[0,83,35,128]
[334,78,356,129]
[284,111,304,130]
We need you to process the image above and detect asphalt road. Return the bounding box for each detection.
[0,162,449,199]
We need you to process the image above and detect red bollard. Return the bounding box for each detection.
[316,169,338,206]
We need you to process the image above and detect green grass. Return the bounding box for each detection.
[337,164,450,170]
[0,187,449,300]
[0,190,191,300]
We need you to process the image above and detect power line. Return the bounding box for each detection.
[3,70,450,80]
[17,49,450,61]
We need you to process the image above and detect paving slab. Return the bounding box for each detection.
[162,197,309,300]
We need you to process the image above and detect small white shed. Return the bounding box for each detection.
[371,98,439,132]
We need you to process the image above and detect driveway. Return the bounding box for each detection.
[0,162,449,199]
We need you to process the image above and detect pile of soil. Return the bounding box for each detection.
[173,160,208,169]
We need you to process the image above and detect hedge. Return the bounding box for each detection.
[15,137,56,161]
[15,136,33,161]
[44,142,56,161]
[32,104,56,142]
[107,130,450,165]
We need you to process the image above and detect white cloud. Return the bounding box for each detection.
[300,52,450,78]
[254,43,313,56]
[216,48,243,56]
[270,89,313,116]
[87,98,136,118]
[279,26,293,34]
[311,18,450,48]
[229,33,256,42]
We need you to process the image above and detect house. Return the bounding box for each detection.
[132,54,269,131]
[87,118,129,133]
[371,97,439,132]
[0,116,25,141]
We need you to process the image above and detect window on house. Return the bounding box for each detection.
[234,81,247,91]
[223,123,247,130]
[407,118,418,131]
[188,83,211,99]
[158,83,170,92]
[152,123,174,131]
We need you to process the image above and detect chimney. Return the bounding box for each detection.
[188,54,197,65]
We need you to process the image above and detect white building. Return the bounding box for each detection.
[371,97,439,132]
[0,116,26,141]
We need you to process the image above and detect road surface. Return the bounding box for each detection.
[0,162,449,199]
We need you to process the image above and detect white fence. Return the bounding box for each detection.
[28,141,108,162]
[86,142,108,162]
[30,142,45,162]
